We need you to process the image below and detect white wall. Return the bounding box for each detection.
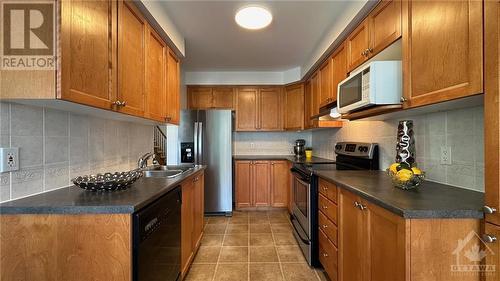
[233,131,312,156]
[312,106,484,192]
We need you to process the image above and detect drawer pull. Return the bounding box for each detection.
[354,201,360,208]
[322,205,328,209]
[484,206,497,214]
[322,224,328,229]
[322,186,328,191]
[322,252,329,257]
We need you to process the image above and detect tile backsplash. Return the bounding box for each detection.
[312,106,484,192]
[233,131,312,155]
[0,102,153,202]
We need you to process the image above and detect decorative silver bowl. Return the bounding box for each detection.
[72,169,142,192]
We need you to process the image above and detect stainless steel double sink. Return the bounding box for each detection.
[142,165,195,178]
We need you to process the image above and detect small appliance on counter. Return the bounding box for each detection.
[293,139,306,157]
[289,142,379,267]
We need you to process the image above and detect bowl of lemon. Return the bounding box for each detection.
[387,162,425,190]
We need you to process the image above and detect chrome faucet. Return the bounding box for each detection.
[138,152,159,169]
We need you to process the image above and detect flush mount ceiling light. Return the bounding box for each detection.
[235,6,272,30]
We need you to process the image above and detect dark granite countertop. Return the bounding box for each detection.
[0,166,206,215]
[313,167,484,219]
[232,155,335,165]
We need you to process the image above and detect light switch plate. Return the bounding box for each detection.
[0,147,19,172]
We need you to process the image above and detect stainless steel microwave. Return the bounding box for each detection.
[337,61,402,114]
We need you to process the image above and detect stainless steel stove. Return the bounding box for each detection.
[289,142,379,267]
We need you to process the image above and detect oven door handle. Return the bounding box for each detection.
[292,173,310,187]
[291,216,310,245]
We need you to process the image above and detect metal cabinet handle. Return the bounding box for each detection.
[359,204,367,211]
[483,234,497,243]
[484,206,497,214]
[165,116,172,122]
[354,201,360,208]
[400,97,407,102]
[322,205,328,209]
[113,101,125,106]
[368,47,373,53]
[361,50,366,56]
[322,186,328,191]
[322,224,328,229]
[322,252,329,257]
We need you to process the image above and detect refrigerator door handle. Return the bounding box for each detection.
[194,122,199,165]
[198,122,203,165]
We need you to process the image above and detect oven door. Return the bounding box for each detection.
[291,170,311,238]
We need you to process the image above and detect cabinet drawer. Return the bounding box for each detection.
[319,228,338,281]
[319,210,338,246]
[319,194,337,224]
[318,178,337,203]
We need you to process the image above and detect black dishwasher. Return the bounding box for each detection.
[133,186,182,281]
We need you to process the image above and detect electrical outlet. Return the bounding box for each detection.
[0,147,19,172]
[440,146,452,165]
[250,142,255,148]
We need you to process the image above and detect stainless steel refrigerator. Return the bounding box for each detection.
[169,110,232,215]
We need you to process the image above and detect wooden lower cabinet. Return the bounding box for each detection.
[484,222,500,281]
[181,171,205,278]
[235,160,290,209]
[324,182,481,281]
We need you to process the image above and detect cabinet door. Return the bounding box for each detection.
[181,179,194,276]
[213,88,234,109]
[259,88,282,131]
[347,19,369,71]
[188,87,213,109]
[145,27,166,122]
[365,201,406,281]
[236,88,258,131]
[330,44,347,104]
[60,0,116,109]
[192,173,204,250]
[166,49,180,124]
[235,161,252,208]
[270,161,289,208]
[484,222,500,281]
[319,59,333,107]
[339,189,364,281]
[311,72,320,116]
[484,0,500,225]
[369,0,402,55]
[118,0,146,116]
[284,84,304,131]
[253,161,270,207]
[402,0,482,108]
[304,80,313,129]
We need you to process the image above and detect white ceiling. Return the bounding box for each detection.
[159,1,363,72]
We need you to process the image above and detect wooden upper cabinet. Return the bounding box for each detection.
[369,0,402,55]
[330,44,347,104]
[235,88,258,131]
[212,88,234,109]
[270,161,289,208]
[319,59,333,107]
[166,49,180,124]
[235,161,252,208]
[347,19,370,72]
[117,0,146,116]
[402,0,482,108]
[259,88,282,131]
[188,87,213,109]
[60,0,116,109]
[304,80,313,129]
[311,72,320,116]
[145,27,166,122]
[284,84,304,131]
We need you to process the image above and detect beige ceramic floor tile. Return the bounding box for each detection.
[250,216,270,224]
[204,224,227,234]
[226,224,249,234]
[249,223,272,233]
[276,246,306,262]
[250,233,274,246]
[249,246,279,262]
[219,246,249,263]
[273,233,298,246]
[249,263,284,281]
[223,233,249,246]
[229,216,249,224]
[269,216,291,224]
[192,246,221,264]
[271,223,293,233]
[208,216,229,225]
[201,235,224,247]
[213,264,249,281]
[185,264,217,281]
[281,263,319,281]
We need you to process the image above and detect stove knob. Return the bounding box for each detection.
[335,144,342,150]
[358,146,363,151]
[364,146,370,152]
